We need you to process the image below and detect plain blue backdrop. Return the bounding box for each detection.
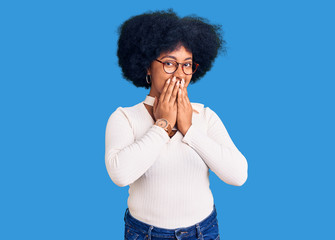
[1,0,334,239]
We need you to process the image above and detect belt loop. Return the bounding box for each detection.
[147,225,154,240]
[196,223,204,240]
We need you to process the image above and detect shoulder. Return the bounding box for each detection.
[106,102,144,124]
[190,102,204,114]
[191,102,223,126]
[190,102,217,116]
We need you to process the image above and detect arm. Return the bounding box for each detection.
[182,107,248,186]
[105,107,170,187]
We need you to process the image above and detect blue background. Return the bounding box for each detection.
[1,0,334,239]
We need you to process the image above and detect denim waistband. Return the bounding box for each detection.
[124,205,217,239]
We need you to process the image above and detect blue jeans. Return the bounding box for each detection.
[124,205,220,240]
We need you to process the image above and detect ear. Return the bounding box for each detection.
[147,67,151,75]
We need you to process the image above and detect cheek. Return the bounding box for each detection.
[153,76,169,93]
[185,76,192,87]
[157,82,166,93]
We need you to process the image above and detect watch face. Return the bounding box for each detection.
[157,119,168,128]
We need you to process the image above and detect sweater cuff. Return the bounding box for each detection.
[152,125,171,142]
[181,124,201,145]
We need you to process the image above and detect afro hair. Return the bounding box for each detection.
[117,9,226,89]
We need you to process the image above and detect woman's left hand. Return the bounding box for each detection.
[177,79,193,136]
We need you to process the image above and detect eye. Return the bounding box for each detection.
[163,61,176,67]
[183,62,192,68]
[164,61,176,69]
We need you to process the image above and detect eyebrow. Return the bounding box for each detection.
[160,56,193,61]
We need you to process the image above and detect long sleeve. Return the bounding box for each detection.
[182,107,248,186]
[105,107,170,187]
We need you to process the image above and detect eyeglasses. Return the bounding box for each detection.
[155,59,199,75]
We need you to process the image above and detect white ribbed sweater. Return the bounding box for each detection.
[105,97,248,229]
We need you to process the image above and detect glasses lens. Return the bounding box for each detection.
[183,62,194,75]
[163,61,178,74]
[191,62,198,74]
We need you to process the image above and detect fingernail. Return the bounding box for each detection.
[176,81,180,86]
[167,78,171,84]
[172,76,176,82]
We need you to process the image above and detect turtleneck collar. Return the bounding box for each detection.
[143,95,156,106]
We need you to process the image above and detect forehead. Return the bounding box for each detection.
[158,45,192,59]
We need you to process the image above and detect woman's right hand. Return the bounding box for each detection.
[153,76,179,128]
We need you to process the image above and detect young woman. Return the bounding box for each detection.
[105,9,248,240]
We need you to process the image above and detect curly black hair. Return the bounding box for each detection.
[117,9,226,89]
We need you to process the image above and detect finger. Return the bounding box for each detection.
[160,78,171,102]
[170,79,180,104]
[181,79,188,99]
[164,76,177,102]
[186,96,192,107]
[185,91,190,103]
[182,85,188,102]
[177,85,183,103]
[182,84,188,97]
[183,86,191,103]
[183,88,192,108]
[181,78,185,89]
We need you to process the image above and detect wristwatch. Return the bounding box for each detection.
[155,118,172,136]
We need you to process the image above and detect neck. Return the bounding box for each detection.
[148,88,160,99]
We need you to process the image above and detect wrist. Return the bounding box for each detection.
[155,118,172,136]
[180,124,192,136]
